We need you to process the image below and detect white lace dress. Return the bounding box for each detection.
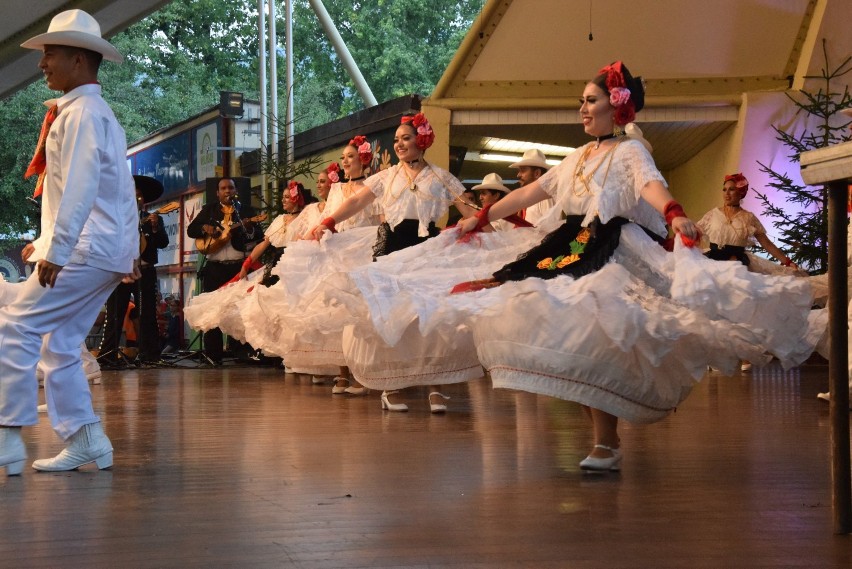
[184,203,324,343]
[239,163,468,376]
[347,140,824,422]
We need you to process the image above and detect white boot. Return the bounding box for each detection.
[32,422,113,472]
[0,427,27,476]
[81,347,102,385]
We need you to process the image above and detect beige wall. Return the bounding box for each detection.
[666,122,742,222]
[421,104,451,171]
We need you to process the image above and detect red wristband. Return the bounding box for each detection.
[663,200,687,226]
[782,258,793,267]
[242,257,253,270]
[474,204,493,231]
[320,217,337,233]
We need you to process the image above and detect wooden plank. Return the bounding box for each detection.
[0,363,848,567]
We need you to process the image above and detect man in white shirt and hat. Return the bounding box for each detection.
[472,173,533,232]
[510,149,554,226]
[0,9,138,475]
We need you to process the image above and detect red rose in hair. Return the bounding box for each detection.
[286,181,305,207]
[614,101,636,126]
[350,135,367,148]
[416,130,435,151]
[325,162,340,183]
[401,113,434,150]
[357,141,373,166]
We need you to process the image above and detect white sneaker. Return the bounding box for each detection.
[31,422,113,472]
[740,361,752,372]
[86,370,102,385]
[37,404,47,413]
[817,392,830,402]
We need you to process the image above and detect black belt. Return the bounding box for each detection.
[706,243,749,266]
[207,259,243,265]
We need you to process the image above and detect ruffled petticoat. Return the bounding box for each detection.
[183,268,264,341]
[341,227,546,390]
[240,226,379,371]
[349,223,824,423]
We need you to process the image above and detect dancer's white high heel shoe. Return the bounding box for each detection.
[331,377,349,394]
[579,444,622,472]
[428,392,450,414]
[380,391,408,412]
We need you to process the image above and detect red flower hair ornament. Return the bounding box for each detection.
[349,135,374,166]
[724,173,749,197]
[287,180,305,208]
[325,162,340,184]
[597,61,640,126]
[400,113,435,150]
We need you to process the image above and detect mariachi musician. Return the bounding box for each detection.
[99,175,169,366]
[186,177,259,365]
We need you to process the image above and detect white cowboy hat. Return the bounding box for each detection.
[472,173,511,194]
[21,10,123,63]
[510,148,550,170]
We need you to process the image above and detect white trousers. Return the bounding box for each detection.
[0,263,122,439]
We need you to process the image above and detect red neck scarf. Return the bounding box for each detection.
[25,104,59,198]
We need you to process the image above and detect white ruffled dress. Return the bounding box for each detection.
[184,203,323,343]
[346,140,824,423]
[241,163,472,379]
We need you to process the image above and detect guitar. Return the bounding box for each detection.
[195,213,268,255]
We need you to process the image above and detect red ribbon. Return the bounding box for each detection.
[25,104,59,198]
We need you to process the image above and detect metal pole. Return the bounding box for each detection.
[268,0,279,199]
[827,179,851,534]
[308,0,378,107]
[285,0,294,165]
[257,0,269,210]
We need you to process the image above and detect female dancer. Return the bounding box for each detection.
[449,61,821,470]
[240,137,382,379]
[352,61,820,468]
[697,173,802,371]
[305,113,478,411]
[237,181,319,280]
[184,181,318,342]
[325,137,379,395]
[697,173,796,270]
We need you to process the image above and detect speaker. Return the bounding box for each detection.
[205,177,252,206]
[448,146,467,178]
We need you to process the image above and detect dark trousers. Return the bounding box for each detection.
[201,260,244,362]
[99,281,134,361]
[137,264,161,361]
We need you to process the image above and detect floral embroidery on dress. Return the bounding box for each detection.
[537,228,591,271]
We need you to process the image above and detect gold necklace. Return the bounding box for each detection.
[723,205,741,223]
[387,162,429,201]
[571,140,622,197]
[400,162,422,193]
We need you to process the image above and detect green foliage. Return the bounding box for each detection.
[753,41,852,274]
[0,0,480,236]
[290,0,480,129]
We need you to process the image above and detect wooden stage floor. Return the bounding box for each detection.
[0,361,850,568]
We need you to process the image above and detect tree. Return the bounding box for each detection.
[0,0,481,236]
[753,41,852,274]
[290,0,481,129]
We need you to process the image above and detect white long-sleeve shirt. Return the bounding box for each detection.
[30,83,138,273]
